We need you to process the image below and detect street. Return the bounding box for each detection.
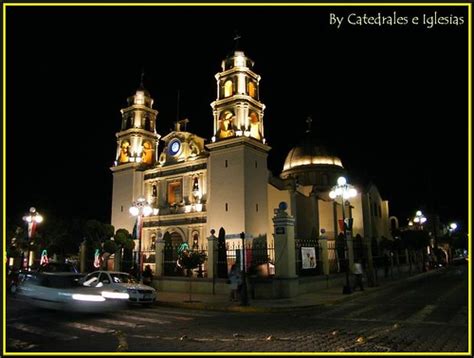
[5,265,469,353]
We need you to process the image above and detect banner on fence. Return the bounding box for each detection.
[301,247,317,269]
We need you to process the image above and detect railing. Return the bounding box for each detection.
[162,243,208,277]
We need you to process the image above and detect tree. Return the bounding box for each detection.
[83,219,115,271]
[177,244,207,303]
[112,228,135,272]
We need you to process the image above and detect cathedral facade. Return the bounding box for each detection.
[110,49,391,279]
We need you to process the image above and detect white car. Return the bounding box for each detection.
[16,272,129,313]
[81,271,156,304]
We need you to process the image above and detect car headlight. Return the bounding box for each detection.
[72,294,106,302]
[101,291,129,300]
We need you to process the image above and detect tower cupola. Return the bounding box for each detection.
[114,75,160,167]
[211,49,266,143]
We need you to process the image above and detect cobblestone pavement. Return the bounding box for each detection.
[5,265,469,353]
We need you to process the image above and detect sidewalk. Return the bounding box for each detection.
[154,267,445,313]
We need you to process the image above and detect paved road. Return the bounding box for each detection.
[5,265,469,353]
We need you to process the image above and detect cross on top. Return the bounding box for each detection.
[233,30,242,50]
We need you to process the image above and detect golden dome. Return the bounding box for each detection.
[282,145,343,172]
[280,133,345,188]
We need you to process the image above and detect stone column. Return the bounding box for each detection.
[155,238,165,277]
[273,202,298,297]
[206,230,218,279]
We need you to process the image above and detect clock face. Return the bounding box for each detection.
[169,139,181,156]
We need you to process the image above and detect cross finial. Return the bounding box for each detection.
[233,30,242,51]
[139,68,145,89]
[306,116,313,133]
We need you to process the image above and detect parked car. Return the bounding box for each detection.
[37,262,79,273]
[80,271,156,304]
[16,272,129,313]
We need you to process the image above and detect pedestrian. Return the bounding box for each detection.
[142,265,153,286]
[228,264,242,302]
[352,259,364,291]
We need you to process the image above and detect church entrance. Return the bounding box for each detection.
[163,231,185,276]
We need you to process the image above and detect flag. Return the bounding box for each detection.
[28,221,36,239]
[338,219,345,232]
[40,250,49,266]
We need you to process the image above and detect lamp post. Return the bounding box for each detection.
[129,197,153,281]
[22,207,43,271]
[329,177,357,295]
[413,210,427,230]
[447,222,457,264]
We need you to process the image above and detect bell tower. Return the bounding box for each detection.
[211,48,266,143]
[207,46,271,241]
[114,76,160,166]
[110,75,161,233]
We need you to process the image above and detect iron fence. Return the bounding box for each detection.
[163,242,208,278]
[216,241,275,278]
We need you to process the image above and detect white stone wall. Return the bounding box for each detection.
[208,139,269,239]
[111,167,144,233]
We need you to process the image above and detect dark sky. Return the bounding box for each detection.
[6,5,469,232]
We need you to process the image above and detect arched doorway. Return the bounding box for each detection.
[163,231,185,276]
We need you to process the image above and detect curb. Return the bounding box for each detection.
[154,268,448,313]
[155,292,358,313]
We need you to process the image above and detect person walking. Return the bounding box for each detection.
[352,259,364,291]
[228,264,242,302]
[142,265,153,286]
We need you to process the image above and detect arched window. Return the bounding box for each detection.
[119,141,130,163]
[249,112,261,140]
[141,141,153,164]
[218,111,234,138]
[192,232,199,250]
[248,81,256,98]
[144,116,151,131]
[224,80,233,97]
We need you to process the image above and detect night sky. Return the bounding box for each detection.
[5,5,469,232]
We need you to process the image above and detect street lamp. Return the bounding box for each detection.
[129,197,153,280]
[22,207,43,271]
[329,176,357,295]
[448,222,458,232]
[413,210,427,230]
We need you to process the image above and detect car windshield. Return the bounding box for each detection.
[27,274,84,288]
[39,263,78,273]
[110,273,137,284]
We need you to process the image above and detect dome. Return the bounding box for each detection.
[280,132,346,188]
[282,145,343,172]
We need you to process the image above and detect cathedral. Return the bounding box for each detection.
[110,48,391,288]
